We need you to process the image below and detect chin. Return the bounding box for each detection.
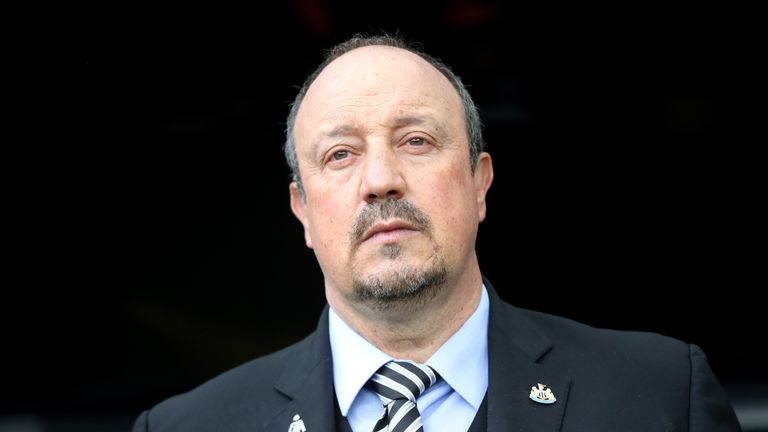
[350,257,448,312]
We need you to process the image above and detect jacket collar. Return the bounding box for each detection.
[484,277,571,432]
[264,306,337,432]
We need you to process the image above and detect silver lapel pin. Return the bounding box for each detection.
[529,383,557,404]
[288,414,306,432]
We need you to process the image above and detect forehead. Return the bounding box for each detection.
[295,46,464,144]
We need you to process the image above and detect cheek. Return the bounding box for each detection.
[308,192,352,248]
[419,164,478,237]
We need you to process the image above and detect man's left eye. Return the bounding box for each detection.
[331,150,350,160]
[408,137,426,146]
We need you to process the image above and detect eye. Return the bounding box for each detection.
[331,150,350,161]
[401,135,433,155]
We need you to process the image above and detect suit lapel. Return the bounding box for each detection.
[264,306,337,432]
[485,280,571,432]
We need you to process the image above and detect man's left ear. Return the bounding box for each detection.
[473,152,494,222]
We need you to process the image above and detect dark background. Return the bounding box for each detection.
[6,2,765,430]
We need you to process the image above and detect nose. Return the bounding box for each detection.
[359,145,406,204]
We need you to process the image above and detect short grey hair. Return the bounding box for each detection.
[284,34,485,194]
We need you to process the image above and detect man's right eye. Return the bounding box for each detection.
[331,150,349,161]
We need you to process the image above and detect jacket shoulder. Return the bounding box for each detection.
[518,305,691,360]
[503,304,740,430]
[135,333,313,431]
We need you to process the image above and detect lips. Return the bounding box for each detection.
[362,220,419,243]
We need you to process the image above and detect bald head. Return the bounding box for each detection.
[284,35,485,193]
[294,46,465,172]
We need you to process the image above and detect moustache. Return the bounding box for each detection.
[350,199,432,244]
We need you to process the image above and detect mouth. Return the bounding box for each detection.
[362,220,420,244]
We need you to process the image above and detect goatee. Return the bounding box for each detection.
[349,198,445,311]
[352,261,447,312]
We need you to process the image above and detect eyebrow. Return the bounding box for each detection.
[392,115,449,136]
[318,115,444,139]
[392,115,431,128]
[309,124,360,156]
[318,124,360,142]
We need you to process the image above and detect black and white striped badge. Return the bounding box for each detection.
[368,360,438,432]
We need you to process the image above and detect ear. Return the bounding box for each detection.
[473,152,494,222]
[289,182,314,249]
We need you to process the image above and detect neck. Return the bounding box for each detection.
[328,267,483,363]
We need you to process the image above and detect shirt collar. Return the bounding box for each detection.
[329,306,391,416]
[425,286,489,410]
[329,285,490,415]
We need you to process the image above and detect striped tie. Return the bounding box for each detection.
[368,360,438,432]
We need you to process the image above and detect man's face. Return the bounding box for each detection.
[290,46,493,310]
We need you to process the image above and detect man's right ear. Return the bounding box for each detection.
[289,182,313,249]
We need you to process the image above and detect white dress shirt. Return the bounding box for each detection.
[329,285,489,432]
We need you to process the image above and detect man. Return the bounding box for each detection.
[132,35,741,431]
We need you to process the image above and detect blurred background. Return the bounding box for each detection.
[5,1,765,431]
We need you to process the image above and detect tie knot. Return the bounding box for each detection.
[369,360,438,403]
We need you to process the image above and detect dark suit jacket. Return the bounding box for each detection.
[132,279,741,431]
